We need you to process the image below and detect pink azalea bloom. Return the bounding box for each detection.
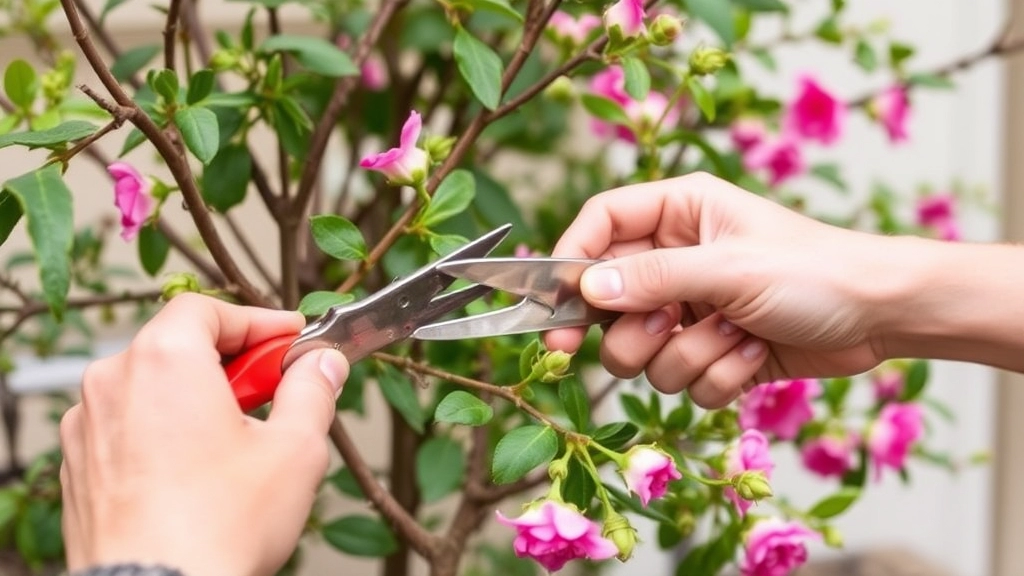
[549,11,602,45]
[730,117,766,153]
[740,518,820,576]
[742,135,805,186]
[495,500,618,572]
[916,193,961,241]
[588,66,678,142]
[603,0,646,39]
[871,370,904,402]
[738,378,821,440]
[107,162,154,241]
[361,52,388,91]
[801,433,857,479]
[724,429,774,516]
[619,445,682,506]
[359,110,430,185]
[867,402,924,481]
[784,74,846,145]
[590,66,629,105]
[871,85,910,143]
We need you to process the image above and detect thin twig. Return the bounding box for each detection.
[0,290,162,344]
[164,0,183,71]
[59,0,271,307]
[52,116,125,165]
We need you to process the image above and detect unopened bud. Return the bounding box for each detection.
[543,75,576,104]
[676,510,696,538]
[821,525,844,548]
[548,458,569,481]
[209,49,240,72]
[732,470,773,501]
[531,350,573,383]
[161,272,202,301]
[688,46,730,76]
[650,14,684,46]
[423,135,456,163]
[602,512,638,562]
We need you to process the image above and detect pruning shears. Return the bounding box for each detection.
[224,223,619,411]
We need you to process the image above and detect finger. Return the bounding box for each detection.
[58,405,87,569]
[687,336,769,409]
[267,348,349,435]
[60,462,86,570]
[134,293,304,361]
[643,313,749,394]
[598,305,682,378]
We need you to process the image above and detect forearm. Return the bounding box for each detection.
[872,236,1024,372]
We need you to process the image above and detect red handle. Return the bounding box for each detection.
[224,334,295,412]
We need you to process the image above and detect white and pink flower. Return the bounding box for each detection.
[618,445,682,507]
[496,499,618,572]
[107,162,154,241]
[740,518,820,576]
[603,0,646,39]
[359,110,430,185]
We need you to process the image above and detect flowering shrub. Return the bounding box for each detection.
[0,0,1007,574]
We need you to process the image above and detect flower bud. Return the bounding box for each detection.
[423,135,456,163]
[688,47,730,76]
[543,75,576,104]
[821,525,844,548]
[732,470,773,501]
[602,512,638,562]
[676,510,696,538]
[649,14,683,46]
[531,350,573,383]
[161,272,202,301]
[209,49,241,72]
[548,457,569,481]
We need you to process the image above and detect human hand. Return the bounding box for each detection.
[60,293,349,576]
[545,172,903,408]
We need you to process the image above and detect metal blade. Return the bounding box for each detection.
[412,298,556,340]
[435,258,600,309]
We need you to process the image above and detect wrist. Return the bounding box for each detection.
[870,235,1024,371]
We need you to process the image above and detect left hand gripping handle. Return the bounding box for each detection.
[224,334,295,412]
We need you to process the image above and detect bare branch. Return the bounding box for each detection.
[164,0,183,71]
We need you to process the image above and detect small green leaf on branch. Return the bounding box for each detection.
[492,425,558,484]
[434,390,494,426]
[309,214,368,261]
[453,27,504,110]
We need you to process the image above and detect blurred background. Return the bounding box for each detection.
[2,0,1024,575]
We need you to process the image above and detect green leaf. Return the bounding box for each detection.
[0,489,21,530]
[152,68,180,103]
[322,515,398,557]
[434,390,493,425]
[326,466,366,499]
[457,0,522,21]
[137,225,169,276]
[100,0,131,22]
[561,456,597,510]
[309,214,367,261]
[120,128,147,157]
[621,57,650,101]
[0,121,98,151]
[889,42,915,68]
[202,91,258,109]
[901,359,929,401]
[907,73,955,89]
[580,94,629,125]
[686,77,716,122]
[684,0,735,46]
[187,69,216,105]
[4,60,37,109]
[592,421,638,450]
[810,162,847,191]
[428,233,468,256]
[822,376,852,413]
[416,436,466,503]
[559,378,589,432]
[619,393,649,424]
[377,364,425,433]
[110,45,160,83]
[492,425,558,484]
[4,165,73,319]
[733,0,787,11]
[518,339,541,381]
[815,16,843,44]
[453,27,504,110]
[419,169,475,228]
[807,487,861,519]
[665,398,694,431]
[259,34,359,77]
[298,291,355,316]
[854,39,877,72]
[173,107,219,164]
[201,144,251,211]
[0,190,22,246]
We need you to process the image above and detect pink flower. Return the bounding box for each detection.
[619,445,682,506]
[784,74,846,145]
[742,135,805,186]
[724,429,774,516]
[916,194,961,241]
[590,66,629,104]
[361,53,388,90]
[495,500,618,572]
[867,402,924,481]
[870,85,910,143]
[588,66,678,142]
[549,11,602,45]
[741,518,820,576]
[107,162,154,241]
[359,110,430,185]
[738,378,821,440]
[801,432,857,479]
[871,369,904,402]
[603,0,646,39]
[730,117,766,153]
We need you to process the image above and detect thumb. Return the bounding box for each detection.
[580,246,727,312]
[267,348,349,433]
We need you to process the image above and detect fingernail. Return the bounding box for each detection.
[318,349,347,396]
[740,339,765,360]
[645,310,672,335]
[718,320,738,336]
[583,267,623,300]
